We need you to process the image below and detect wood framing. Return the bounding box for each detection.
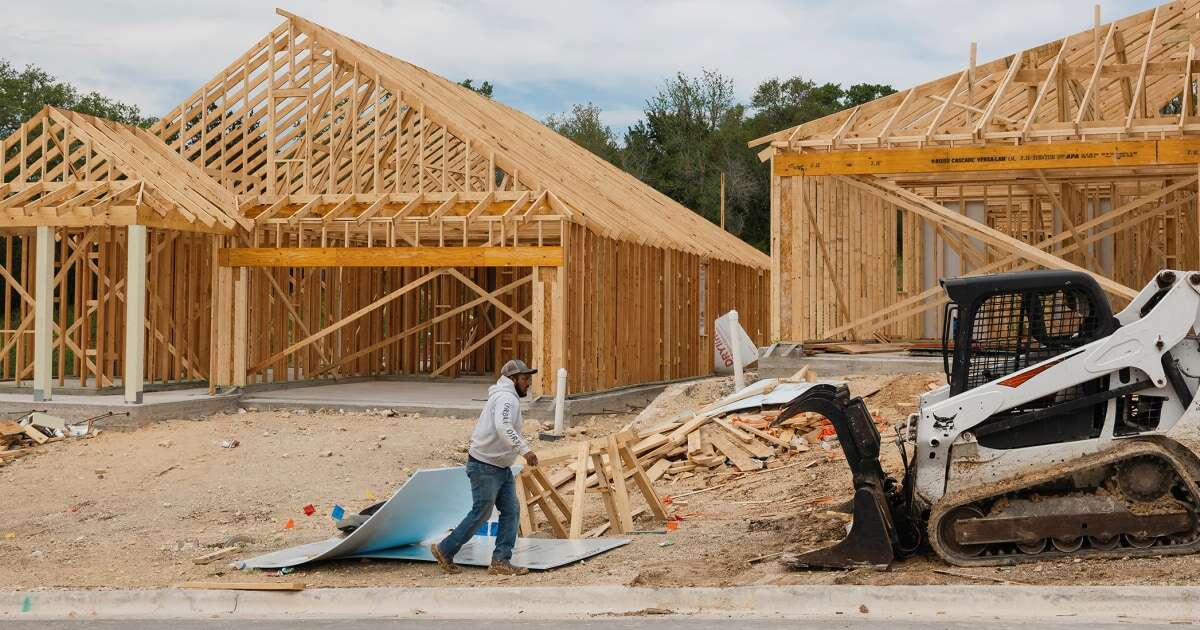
[760,0,1200,344]
[752,0,1200,153]
[218,246,562,268]
[1,9,768,398]
[774,138,1200,177]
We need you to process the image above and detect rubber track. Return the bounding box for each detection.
[928,439,1200,567]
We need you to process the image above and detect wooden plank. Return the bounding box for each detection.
[513,471,535,536]
[192,547,239,565]
[606,435,635,534]
[177,582,305,591]
[667,414,711,446]
[567,442,589,538]
[22,424,49,444]
[774,138,1200,177]
[218,246,563,268]
[706,430,763,472]
[734,422,791,449]
[589,451,622,534]
[619,443,668,521]
[714,418,754,444]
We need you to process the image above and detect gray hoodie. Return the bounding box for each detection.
[467,376,532,468]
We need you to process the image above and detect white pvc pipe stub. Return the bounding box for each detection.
[730,310,745,392]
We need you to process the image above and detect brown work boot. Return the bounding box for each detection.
[488,560,529,576]
[430,544,461,575]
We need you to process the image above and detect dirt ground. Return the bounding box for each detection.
[5,372,1200,590]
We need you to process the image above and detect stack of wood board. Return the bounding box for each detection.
[521,370,839,537]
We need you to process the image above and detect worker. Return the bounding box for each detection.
[432,359,539,576]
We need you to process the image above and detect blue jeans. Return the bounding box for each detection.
[437,457,519,563]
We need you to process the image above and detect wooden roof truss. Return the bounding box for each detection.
[753,0,1200,154]
[153,10,767,266]
[1,107,247,234]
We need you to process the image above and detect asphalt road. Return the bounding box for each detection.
[4,620,1189,629]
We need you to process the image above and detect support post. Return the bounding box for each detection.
[124,225,147,404]
[233,267,249,387]
[552,368,568,435]
[32,226,53,402]
[533,266,564,398]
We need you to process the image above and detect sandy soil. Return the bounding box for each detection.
[5,372,1200,590]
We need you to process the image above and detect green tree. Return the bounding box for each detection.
[458,78,494,98]
[842,82,897,108]
[0,58,155,137]
[545,102,620,165]
[623,70,750,232]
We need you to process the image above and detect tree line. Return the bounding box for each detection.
[0,59,156,137]
[545,72,894,252]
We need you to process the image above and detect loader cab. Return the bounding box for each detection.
[939,271,1119,449]
[941,270,1116,397]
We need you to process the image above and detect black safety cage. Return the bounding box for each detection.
[940,271,1119,448]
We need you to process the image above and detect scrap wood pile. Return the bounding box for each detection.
[0,411,117,466]
[518,368,895,539]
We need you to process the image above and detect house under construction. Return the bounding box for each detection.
[0,10,769,403]
[754,0,1200,343]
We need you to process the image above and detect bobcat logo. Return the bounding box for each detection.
[932,412,957,431]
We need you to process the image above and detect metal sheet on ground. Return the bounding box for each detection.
[240,465,629,571]
[359,536,630,570]
[241,466,475,569]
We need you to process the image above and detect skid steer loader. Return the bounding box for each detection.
[776,269,1200,568]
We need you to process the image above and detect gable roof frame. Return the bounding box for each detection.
[0,106,249,234]
[152,9,768,268]
[752,0,1200,157]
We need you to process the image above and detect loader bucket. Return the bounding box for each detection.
[773,383,902,569]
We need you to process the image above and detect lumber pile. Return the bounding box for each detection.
[0,411,104,466]
[522,370,850,538]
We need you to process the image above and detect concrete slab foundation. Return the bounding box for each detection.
[0,388,239,428]
[241,380,494,419]
[0,376,698,429]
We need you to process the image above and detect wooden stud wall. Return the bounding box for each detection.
[209,260,534,387]
[0,227,211,387]
[562,223,767,395]
[774,176,918,342]
[773,173,1200,342]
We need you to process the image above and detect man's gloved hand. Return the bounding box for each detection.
[523,451,539,467]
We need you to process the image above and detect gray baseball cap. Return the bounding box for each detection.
[501,359,538,377]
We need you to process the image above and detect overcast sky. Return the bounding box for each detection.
[0,1,1165,134]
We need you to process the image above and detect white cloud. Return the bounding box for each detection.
[0,0,1165,123]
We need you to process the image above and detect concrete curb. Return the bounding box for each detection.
[4,585,1200,621]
